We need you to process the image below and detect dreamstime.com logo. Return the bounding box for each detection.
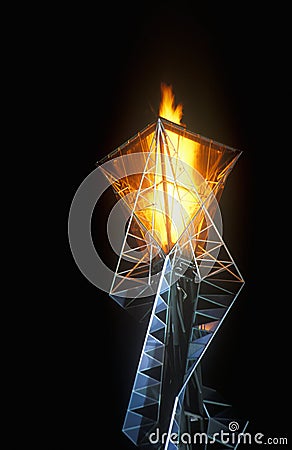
[68,153,223,296]
[149,422,288,446]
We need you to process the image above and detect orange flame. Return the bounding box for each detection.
[159,82,183,124]
[144,82,200,251]
[106,83,228,255]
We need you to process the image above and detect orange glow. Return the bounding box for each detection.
[198,321,218,332]
[101,83,240,255]
[159,82,183,124]
[139,83,202,251]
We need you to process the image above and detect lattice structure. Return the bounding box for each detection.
[97,118,247,449]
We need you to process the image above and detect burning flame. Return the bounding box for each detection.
[146,83,200,251]
[107,83,228,255]
[159,82,183,124]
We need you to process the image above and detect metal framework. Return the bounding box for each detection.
[97,117,247,449]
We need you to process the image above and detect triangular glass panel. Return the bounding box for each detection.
[155,295,168,313]
[135,383,160,401]
[130,392,157,410]
[140,353,162,371]
[193,333,212,345]
[123,426,141,445]
[145,345,164,362]
[188,343,205,359]
[145,334,164,349]
[150,315,166,333]
[192,347,205,358]
[126,411,155,428]
[170,419,179,435]
[135,372,160,390]
[123,410,144,429]
[160,277,170,294]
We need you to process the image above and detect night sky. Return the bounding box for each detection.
[63,4,291,448]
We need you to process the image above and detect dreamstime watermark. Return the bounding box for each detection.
[68,152,223,297]
[149,422,288,446]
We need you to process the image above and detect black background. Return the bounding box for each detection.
[62,3,291,448]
